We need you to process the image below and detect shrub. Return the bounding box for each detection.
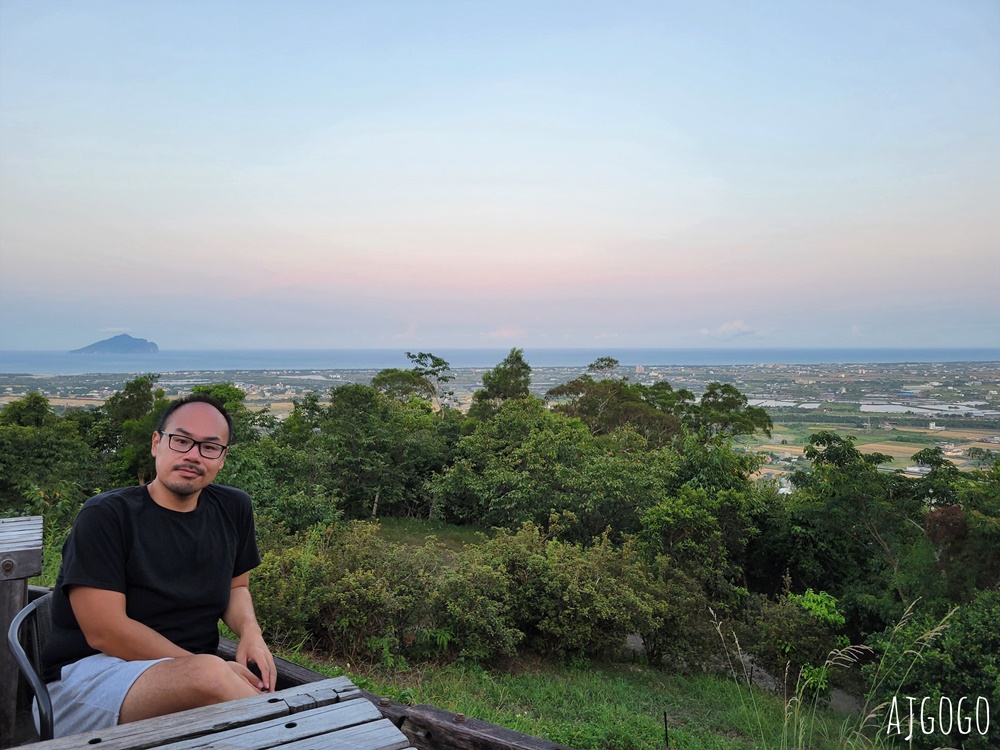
[739,587,844,699]
[476,522,661,658]
[429,556,522,661]
[253,522,434,662]
[863,590,1000,750]
[638,568,718,672]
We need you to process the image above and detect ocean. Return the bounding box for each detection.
[1,348,999,376]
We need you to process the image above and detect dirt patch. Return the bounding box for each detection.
[907,428,998,441]
[48,398,105,408]
[751,444,806,455]
[856,442,927,458]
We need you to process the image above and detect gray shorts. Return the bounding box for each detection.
[36,653,172,738]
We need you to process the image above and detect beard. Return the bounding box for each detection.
[158,462,208,499]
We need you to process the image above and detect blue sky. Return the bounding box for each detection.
[1,0,998,350]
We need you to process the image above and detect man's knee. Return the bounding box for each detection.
[184,654,242,701]
[121,654,241,724]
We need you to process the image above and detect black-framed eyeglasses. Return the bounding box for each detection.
[158,431,229,459]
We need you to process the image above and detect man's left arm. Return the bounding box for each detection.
[223,573,276,693]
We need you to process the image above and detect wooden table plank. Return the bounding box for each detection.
[31,678,355,750]
[276,719,413,750]
[156,699,384,749]
[283,684,356,714]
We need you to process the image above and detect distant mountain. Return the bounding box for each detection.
[70,334,159,354]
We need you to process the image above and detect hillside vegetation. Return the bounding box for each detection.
[2,350,997,749]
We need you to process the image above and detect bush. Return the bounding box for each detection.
[253,522,435,663]
[638,568,718,672]
[255,520,525,665]
[269,518,665,663]
[476,522,661,658]
[429,557,522,662]
[863,590,1000,750]
[739,587,844,698]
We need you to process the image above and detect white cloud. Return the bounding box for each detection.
[698,319,764,340]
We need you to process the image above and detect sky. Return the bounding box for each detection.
[1,0,998,351]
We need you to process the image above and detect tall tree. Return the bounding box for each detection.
[289,384,452,519]
[546,376,681,448]
[690,382,772,440]
[102,374,169,485]
[405,351,454,386]
[0,391,53,428]
[371,368,436,402]
[192,382,269,443]
[468,348,532,421]
[103,374,161,429]
[788,432,923,629]
[587,356,621,379]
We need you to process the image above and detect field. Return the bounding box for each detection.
[746,422,996,471]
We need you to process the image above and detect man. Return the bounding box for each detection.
[40,394,276,738]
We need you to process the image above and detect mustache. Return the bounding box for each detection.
[173,462,206,476]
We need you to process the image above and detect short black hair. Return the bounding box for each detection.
[156,394,234,444]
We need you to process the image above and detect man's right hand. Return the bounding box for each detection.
[225,660,265,693]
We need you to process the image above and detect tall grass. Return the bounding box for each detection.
[841,602,957,750]
[713,603,960,750]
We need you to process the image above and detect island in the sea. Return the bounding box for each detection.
[70,334,159,354]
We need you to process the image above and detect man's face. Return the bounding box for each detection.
[151,401,230,500]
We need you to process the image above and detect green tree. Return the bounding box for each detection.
[864,589,1000,750]
[787,432,925,632]
[433,398,588,528]
[0,394,94,526]
[432,398,672,540]
[102,375,169,485]
[0,391,53,428]
[642,381,698,423]
[918,451,1000,604]
[690,382,772,440]
[910,446,961,507]
[104,374,160,428]
[547,375,681,448]
[278,384,452,520]
[468,348,532,421]
[192,382,269,444]
[371,368,436,402]
[405,351,454,386]
[586,356,620,378]
[279,392,325,448]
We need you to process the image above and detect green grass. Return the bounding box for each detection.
[372,516,490,554]
[280,649,861,750]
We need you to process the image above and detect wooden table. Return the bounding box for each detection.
[28,677,413,750]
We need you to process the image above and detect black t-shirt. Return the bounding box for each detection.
[41,484,261,683]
